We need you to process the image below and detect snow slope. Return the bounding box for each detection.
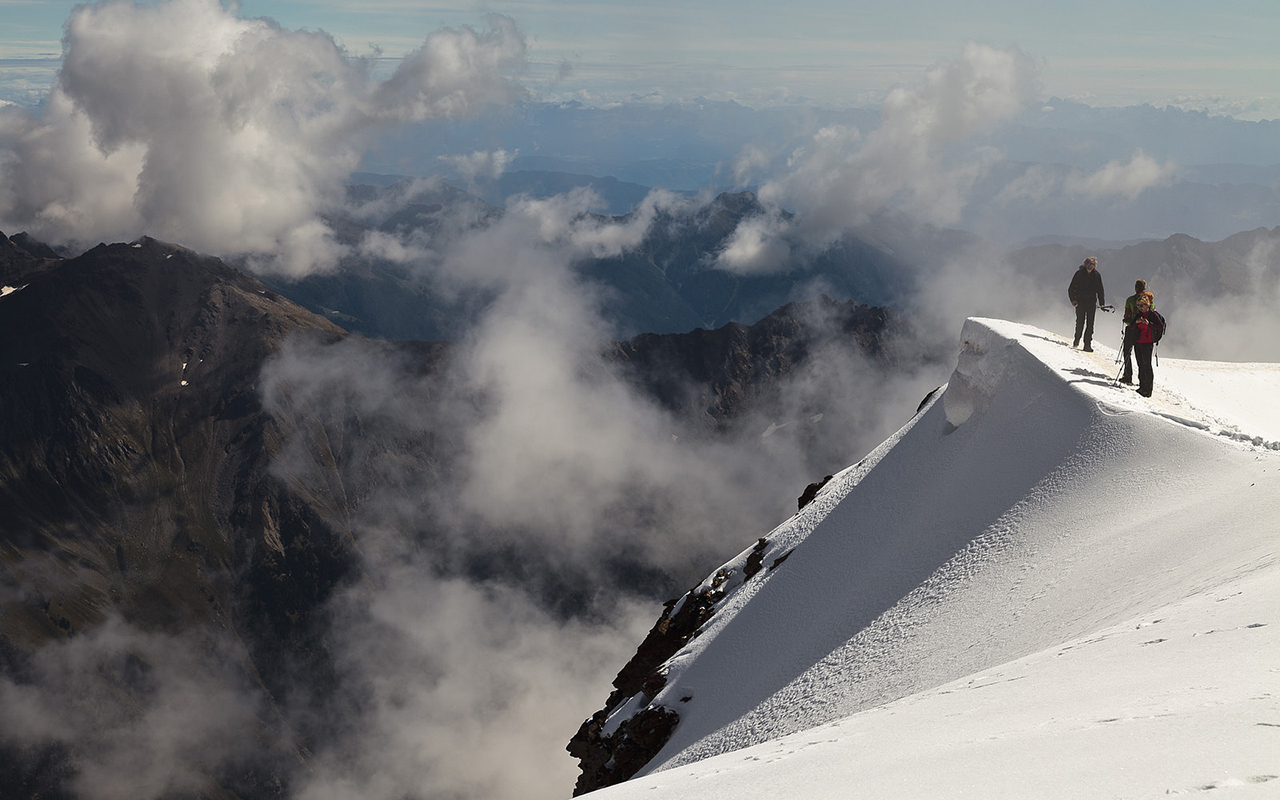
[593,317,1280,798]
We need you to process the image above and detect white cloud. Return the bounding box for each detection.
[0,0,525,276]
[502,186,685,259]
[730,143,773,187]
[1062,150,1179,200]
[439,147,519,182]
[715,210,793,274]
[372,14,526,123]
[748,42,1036,250]
[295,576,655,800]
[993,163,1060,203]
[995,150,1179,206]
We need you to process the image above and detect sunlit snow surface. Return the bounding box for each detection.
[597,318,1280,799]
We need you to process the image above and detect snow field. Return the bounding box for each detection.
[594,318,1280,798]
[601,563,1280,799]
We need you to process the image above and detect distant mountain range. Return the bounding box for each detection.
[1008,225,1280,312]
[363,100,882,191]
[363,98,1280,195]
[361,98,1280,244]
[262,184,916,342]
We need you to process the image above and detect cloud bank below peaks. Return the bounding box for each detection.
[715,43,1036,275]
[997,150,1179,204]
[0,0,525,276]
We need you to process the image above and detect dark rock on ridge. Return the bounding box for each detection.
[8,231,64,260]
[566,582,721,795]
[567,536,800,794]
[798,475,834,510]
[568,704,680,796]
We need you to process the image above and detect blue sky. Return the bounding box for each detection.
[2,0,1278,115]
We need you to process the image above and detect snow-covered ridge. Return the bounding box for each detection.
[588,317,1280,797]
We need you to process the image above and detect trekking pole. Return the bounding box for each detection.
[1112,324,1129,386]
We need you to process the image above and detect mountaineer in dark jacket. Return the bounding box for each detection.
[1068,256,1105,351]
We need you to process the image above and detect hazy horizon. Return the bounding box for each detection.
[4,0,1279,119]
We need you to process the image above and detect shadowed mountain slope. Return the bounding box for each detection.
[1,236,353,793]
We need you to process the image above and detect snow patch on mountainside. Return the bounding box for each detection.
[599,565,1280,799]
[590,317,1280,797]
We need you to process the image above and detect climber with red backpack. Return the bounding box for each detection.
[1129,292,1163,397]
[1119,280,1151,385]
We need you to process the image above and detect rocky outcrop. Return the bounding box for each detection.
[566,581,722,795]
[568,704,680,795]
[798,475,834,510]
[568,532,802,794]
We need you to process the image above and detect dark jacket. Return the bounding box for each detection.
[1068,267,1105,307]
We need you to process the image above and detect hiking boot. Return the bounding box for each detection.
[1082,345,1093,352]
[1119,377,1133,385]
[1072,339,1080,348]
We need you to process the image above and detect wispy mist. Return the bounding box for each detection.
[297,575,654,800]
[0,618,271,800]
[240,181,950,797]
[1170,271,1280,362]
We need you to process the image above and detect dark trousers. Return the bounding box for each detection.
[1074,303,1097,346]
[1134,342,1154,397]
[1122,326,1134,380]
